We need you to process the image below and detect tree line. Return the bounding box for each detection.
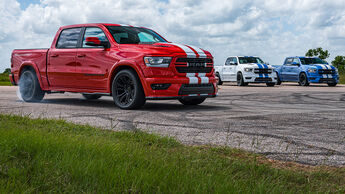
[306,47,345,72]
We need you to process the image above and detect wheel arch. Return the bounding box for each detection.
[18,63,44,89]
[108,62,147,96]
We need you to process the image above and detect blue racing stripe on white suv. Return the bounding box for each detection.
[262,64,269,78]
[257,64,263,78]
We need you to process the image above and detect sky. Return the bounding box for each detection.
[1,0,345,72]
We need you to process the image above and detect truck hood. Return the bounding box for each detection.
[307,64,335,70]
[118,42,212,57]
[243,63,273,69]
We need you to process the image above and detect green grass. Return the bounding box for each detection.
[0,73,11,86]
[0,114,344,193]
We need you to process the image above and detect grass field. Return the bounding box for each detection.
[0,73,11,86]
[0,114,344,193]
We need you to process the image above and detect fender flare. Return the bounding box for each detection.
[107,61,148,95]
[18,62,44,89]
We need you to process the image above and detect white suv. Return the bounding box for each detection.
[215,56,277,86]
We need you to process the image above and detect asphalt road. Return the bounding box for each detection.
[1,83,344,166]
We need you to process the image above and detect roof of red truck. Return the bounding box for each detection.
[60,23,135,29]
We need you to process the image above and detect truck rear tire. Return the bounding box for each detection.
[19,69,45,102]
[82,94,102,100]
[327,83,337,87]
[299,73,309,86]
[112,69,146,109]
[237,72,246,86]
[179,97,206,105]
[216,73,223,85]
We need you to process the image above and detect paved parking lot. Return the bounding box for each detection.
[0,84,344,166]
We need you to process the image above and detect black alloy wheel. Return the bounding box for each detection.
[112,69,145,109]
[299,73,309,86]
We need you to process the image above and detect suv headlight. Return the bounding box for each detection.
[144,57,172,67]
[308,68,317,73]
[244,68,253,72]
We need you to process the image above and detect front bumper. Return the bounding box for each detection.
[307,73,339,83]
[242,72,277,83]
[144,76,218,98]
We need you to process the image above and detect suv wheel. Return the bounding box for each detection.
[112,69,146,109]
[216,73,223,85]
[19,69,45,102]
[327,82,337,87]
[299,73,309,86]
[237,72,246,86]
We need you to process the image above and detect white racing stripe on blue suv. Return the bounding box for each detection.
[321,65,328,79]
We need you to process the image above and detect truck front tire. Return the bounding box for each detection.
[19,69,45,102]
[276,72,282,85]
[327,83,337,87]
[237,72,247,86]
[266,83,275,87]
[179,97,206,105]
[299,73,309,86]
[216,72,223,85]
[112,69,146,109]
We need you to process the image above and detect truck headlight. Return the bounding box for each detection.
[308,68,317,73]
[244,68,253,72]
[144,57,172,67]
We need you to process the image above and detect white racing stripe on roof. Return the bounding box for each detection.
[169,43,196,58]
[188,45,207,58]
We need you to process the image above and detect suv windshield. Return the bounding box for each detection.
[106,26,167,44]
[300,57,328,65]
[238,57,264,64]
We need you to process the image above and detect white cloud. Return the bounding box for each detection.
[1,0,345,72]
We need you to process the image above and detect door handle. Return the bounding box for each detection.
[51,54,59,57]
[77,54,86,58]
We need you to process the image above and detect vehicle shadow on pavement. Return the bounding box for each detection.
[28,97,227,111]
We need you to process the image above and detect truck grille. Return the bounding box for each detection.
[178,84,214,95]
[319,78,336,83]
[175,57,213,73]
[318,69,335,74]
[255,77,272,82]
[254,68,272,74]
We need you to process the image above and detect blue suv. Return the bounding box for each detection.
[274,57,339,86]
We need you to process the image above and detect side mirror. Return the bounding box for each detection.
[291,62,300,66]
[85,37,110,48]
[265,62,270,66]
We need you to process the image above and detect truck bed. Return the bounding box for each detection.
[11,48,49,86]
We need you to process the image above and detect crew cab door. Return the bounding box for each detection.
[289,58,301,81]
[48,27,82,88]
[222,57,236,81]
[76,27,115,90]
[281,58,292,81]
[228,57,238,81]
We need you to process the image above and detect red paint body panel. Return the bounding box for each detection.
[11,23,217,98]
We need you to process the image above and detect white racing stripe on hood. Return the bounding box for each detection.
[169,43,196,58]
[321,65,328,78]
[188,45,207,58]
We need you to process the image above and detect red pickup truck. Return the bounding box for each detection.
[10,23,217,109]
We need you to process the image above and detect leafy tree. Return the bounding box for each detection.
[305,47,330,60]
[331,56,345,72]
[3,68,11,74]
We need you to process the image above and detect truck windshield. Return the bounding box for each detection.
[106,26,167,44]
[300,58,328,65]
[238,57,264,64]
